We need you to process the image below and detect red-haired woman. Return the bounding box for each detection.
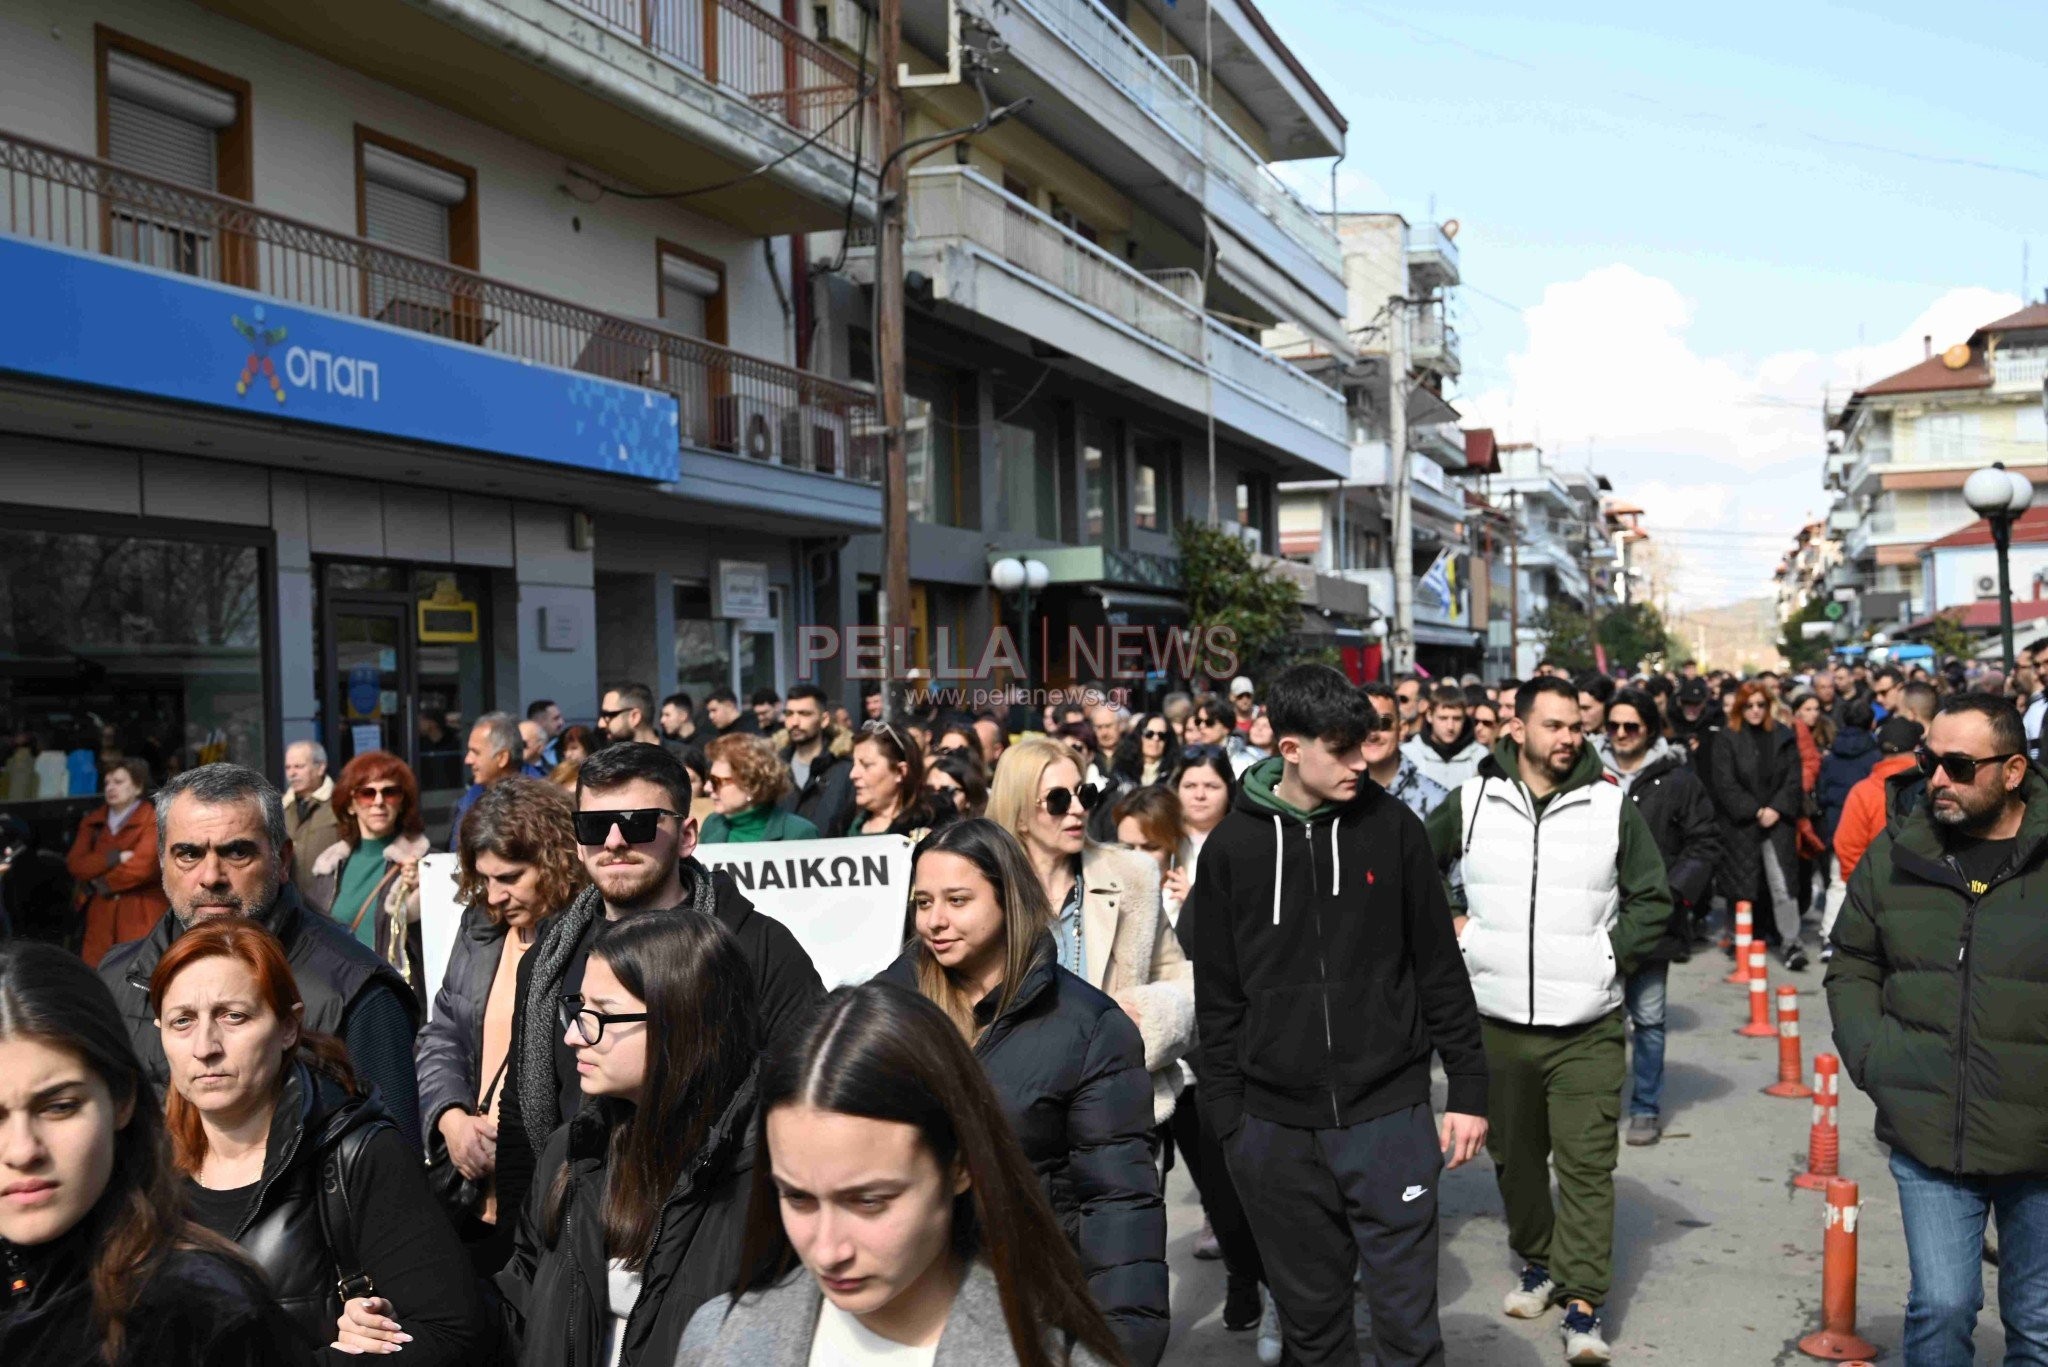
[67,756,170,966]
[151,917,484,1362]
[1710,681,1807,970]
[305,751,429,1001]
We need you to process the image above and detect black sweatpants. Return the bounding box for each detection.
[1226,1102,1445,1366]
[1168,1083,1265,1288]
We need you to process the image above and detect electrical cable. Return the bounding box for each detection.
[813,5,875,279]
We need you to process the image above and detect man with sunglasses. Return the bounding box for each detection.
[494,741,823,1230]
[1360,683,1447,818]
[1828,693,2048,1365]
[599,681,663,747]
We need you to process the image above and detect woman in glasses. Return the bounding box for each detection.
[304,750,429,1003]
[1470,699,1502,751]
[988,739,1193,1128]
[876,820,1168,1365]
[926,749,991,822]
[152,918,484,1362]
[417,778,588,1273]
[1088,712,1181,843]
[677,982,1121,1366]
[837,723,953,839]
[496,911,762,1367]
[1710,680,1808,970]
[699,735,818,844]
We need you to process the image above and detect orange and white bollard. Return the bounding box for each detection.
[1764,986,1814,1097]
[1798,1178,1879,1361]
[1724,900,1756,984]
[1737,943,1774,1036]
[1794,1054,1841,1191]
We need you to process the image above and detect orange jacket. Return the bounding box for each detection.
[67,801,170,967]
[1832,752,1918,881]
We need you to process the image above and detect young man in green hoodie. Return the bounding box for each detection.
[1180,664,1489,1367]
[1424,676,1673,1365]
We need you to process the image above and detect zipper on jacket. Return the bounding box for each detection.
[1944,853,1997,1172]
[1304,821,1340,1126]
[1525,812,1543,1027]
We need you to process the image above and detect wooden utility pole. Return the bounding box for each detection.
[1507,489,1521,676]
[875,0,910,719]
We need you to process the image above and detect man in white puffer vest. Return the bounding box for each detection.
[1425,676,1673,1366]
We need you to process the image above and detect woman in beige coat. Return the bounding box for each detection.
[987,737,1195,1124]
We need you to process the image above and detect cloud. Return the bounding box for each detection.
[1458,269,2021,608]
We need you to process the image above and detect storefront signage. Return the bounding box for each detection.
[714,560,771,619]
[0,237,680,481]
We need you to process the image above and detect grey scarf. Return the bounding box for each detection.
[515,857,720,1155]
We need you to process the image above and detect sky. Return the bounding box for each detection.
[1256,0,2048,607]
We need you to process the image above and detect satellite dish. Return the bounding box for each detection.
[1942,343,1972,370]
[1441,219,1461,240]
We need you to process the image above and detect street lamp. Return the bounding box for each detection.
[1963,462,2036,675]
[989,557,1050,688]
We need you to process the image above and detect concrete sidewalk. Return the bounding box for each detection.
[1162,944,2007,1363]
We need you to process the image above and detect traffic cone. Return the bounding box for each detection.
[1794,1054,1841,1190]
[1737,943,1774,1036]
[1765,986,1814,1097]
[1724,901,1756,984]
[1798,1178,1879,1361]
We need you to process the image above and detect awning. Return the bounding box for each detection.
[1412,621,1482,648]
[1089,588,1190,630]
[1295,607,1366,642]
[1407,386,1461,429]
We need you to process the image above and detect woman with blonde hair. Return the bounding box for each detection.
[986,738,1193,1129]
[699,734,817,844]
[877,820,1166,1364]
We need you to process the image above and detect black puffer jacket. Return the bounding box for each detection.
[494,1071,760,1367]
[876,939,1168,1367]
[1611,743,1723,959]
[0,1236,303,1367]
[184,1063,484,1364]
[1708,724,1801,906]
[777,737,855,837]
[1815,727,1881,842]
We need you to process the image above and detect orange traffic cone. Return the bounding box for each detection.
[1724,900,1755,984]
[1794,1054,1841,1191]
[1798,1178,1879,1360]
[1737,943,1774,1036]
[1765,986,1814,1097]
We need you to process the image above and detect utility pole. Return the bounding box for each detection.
[875,0,910,720]
[1389,297,1413,676]
[1507,489,1521,677]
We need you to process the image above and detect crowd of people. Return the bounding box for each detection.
[3,647,2045,1367]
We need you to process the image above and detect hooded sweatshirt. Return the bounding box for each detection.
[1178,756,1487,1140]
[1401,728,1489,792]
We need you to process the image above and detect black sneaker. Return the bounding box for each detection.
[1223,1276,1260,1331]
[1783,943,1810,972]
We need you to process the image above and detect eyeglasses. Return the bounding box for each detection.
[1142,728,1172,741]
[709,772,745,791]
[1365,713,1398,734]
[862,720,909,749]
[572,807,685,844]
[596,707,629,724]
[1039,784,1102,817]
[1604,720,1645,737]
[1915,749,2022,783]
[1180,744,1226,761]
[353,783,404,805]
[559,995,647,1046]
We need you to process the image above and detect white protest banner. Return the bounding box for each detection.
[695,835,913,987]
[417,851,465,1021]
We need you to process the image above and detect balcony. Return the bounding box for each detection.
[1409,452,1465,523]
[0,132,879,491]
[1407,222,1460,290]
[1827,503,1859,535]
[1410,309,1460,380]
[200,0,871,229]
[1993,347,2048,394]
[852,166,1348,474]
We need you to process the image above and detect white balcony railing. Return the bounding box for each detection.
[902,166,1346,442]
[1993,348,2048,393]
[1010,0,1340,274]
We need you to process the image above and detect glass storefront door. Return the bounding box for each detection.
[329,602,409,770]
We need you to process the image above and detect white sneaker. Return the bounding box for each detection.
[1561,1302,1611,1364]
[1257,1285,1283,1366]
[1504,1264,1557,1319]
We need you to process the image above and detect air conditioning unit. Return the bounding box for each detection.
[812,0,869,50]
[781,405,850,476]
[713,395,785,464]
[1976,574,2000,599]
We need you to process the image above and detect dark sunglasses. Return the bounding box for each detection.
[1915,749,2021,784]
[1366,713,1398,734]
[572,807,685,844]
[1040,784,1102,817]
[353,783,405,804]
[559,994,647,1046]
[596,707,630,723]
[1180,743,1227,760]
[1141,728,1172,741]
[1604,720,1645,737]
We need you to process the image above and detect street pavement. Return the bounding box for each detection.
[1163,937,2008,1364]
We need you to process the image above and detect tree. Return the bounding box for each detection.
[1922,610,1977,665]
[1778,597,1833,672]
[1533,601,1594,673]
[1596,601,1678,673]
[1177,522,1302,680]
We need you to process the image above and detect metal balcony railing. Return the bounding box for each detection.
[0,132,879,483]
[1410,303,1459,374]
[565,0,874,165]
[894,167,1345,443]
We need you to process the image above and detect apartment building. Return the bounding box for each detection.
[1824,303,2048,631]
[1771,518,1838,623]
[807,0,1354,693]
[0,0,874,823]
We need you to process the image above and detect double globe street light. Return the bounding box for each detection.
[989,556,1051,690]
[1962,462,2036,676]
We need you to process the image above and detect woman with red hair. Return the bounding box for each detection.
[304,751,429,1002]
[151,917,483,1361]
[1709,681,1808,969]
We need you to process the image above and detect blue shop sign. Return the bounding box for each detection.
[0,235,679,480]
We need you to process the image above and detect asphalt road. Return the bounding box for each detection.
[1161,941,2006,1364]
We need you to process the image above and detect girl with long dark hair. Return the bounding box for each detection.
[0,940,300,1366]
[494,910,763,1366]
[837,723,952,838]
[678,982,1122,1366]
[876,819,1168,1365]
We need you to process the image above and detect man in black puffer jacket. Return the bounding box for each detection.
[1181,665,1487,1367]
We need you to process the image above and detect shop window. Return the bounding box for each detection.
[675,582,783,696]
[0,525,268,809]
[907,368,970,528]
[1236,474,1271,552]
[1132,433,1179,533]
[997,390,1060,540]
[1081,412,1123,548]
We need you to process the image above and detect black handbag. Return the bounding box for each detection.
[423,1056,507,1224]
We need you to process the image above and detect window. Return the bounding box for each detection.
[1050,197,1098,246]
[0,524,268,810]
[1236,474,1271,550]
[674,582,733,697]
[96,30,250,279]
[997,393,1060,539]
[906,369,970,528]
[1917,411,1979,465]
[356,129,477,337]
[1132,434,1178,533]
[1080,412,1123,548]
[657,244,727,345]
[848,326,874,384]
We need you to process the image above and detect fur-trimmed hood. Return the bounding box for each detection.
[310,831,429,879]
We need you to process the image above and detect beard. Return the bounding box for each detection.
[173,876,279,929]
[590,852,678,910]
[1930,783,2003,831]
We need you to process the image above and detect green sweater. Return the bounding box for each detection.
[699,803,819,845]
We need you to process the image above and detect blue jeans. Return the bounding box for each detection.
[1890,1148,2048,1365]
[1623,961,1667,1118]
